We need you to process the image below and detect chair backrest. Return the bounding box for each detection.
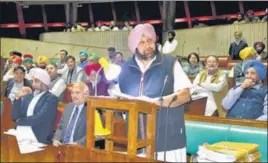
[1,96,15,133]
[54,102,66,130]
[63,84,73,103]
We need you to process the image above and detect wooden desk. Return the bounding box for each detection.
[185,97,207,115]
[1,134,59,162]
[1,134,160,162]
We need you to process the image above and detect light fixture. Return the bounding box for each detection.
[94,57,121,96]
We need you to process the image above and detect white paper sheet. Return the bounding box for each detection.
[4,128,47,154]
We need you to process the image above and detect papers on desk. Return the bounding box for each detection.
[4,128,47,154]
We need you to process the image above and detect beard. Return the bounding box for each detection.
[135,47,157,61]
[256,49,264,54]
[168,37,174,42]
[207,67,218,74]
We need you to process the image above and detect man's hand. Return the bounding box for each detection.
[15,87,32,99]
[240,79,255,89]
[53,140,62,147]
[135,96,160,106]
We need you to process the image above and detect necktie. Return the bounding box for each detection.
[68,70,74,84]
[62,107,79,144]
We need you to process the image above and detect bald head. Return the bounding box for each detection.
[71,82,89,105]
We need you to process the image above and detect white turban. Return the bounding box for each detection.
[29,68,50,86]
[128,23,156,54]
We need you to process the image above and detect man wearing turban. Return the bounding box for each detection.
[3,51,22,75]
[11,68,58,144]
[228,30,248,60]
[3,56,23,82]
[245,10,261,23]
[228,47,256,85]
[223,60,267,121]
[23,54,34,72]
[254,41,267,61]
[84,63,109,96]
[88,53,99,64]
[162,30,178,54]
[78,50,89,69]
[37,56,49,69]
[109,23,191,162]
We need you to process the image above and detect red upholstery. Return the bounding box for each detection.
[200,56,229,68]
[54,103,66,130]
[63,84,73,104]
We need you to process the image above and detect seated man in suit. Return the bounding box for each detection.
[53,82,88,146]
[4,66,32,102]
[12,68,58,144]
[222,60,267,121]
[62,56,86,84]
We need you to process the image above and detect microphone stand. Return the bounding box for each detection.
[163,95,177,162]
[155,75,168,159]
[94,67,103,96]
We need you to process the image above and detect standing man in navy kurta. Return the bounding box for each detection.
[109,24,191,162]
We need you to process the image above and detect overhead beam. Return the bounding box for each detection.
[158,1,163,19]
[88,3,94,24]
[41,5,48,31]
[16,3,26,37]
[134,1,140,23]
[1,11,265,28]
[111,2,117,21]
[183,1,192,28]
[210,1,217,17]
[238,1,244,14]
[65,3,71,25]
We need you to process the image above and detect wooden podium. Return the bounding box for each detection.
[86,97,159,159]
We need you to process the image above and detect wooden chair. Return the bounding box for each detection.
[1,81,7,97]
[185,97,207,115]
[86,97,159,159]
[63,84,73,103]
[0,96,15,133]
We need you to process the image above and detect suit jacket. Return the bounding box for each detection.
[4,78,32,98]
[53,103,87,146]
[61,66,86,84]
[12,91,58,144]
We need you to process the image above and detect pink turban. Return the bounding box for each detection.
[128,23,156,54]
[29,68,50,86]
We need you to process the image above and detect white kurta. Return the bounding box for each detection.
[162,40,178,54]
[193,72,227,116]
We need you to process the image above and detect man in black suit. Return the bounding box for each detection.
[53,82,88,146]
[12,68,59,144]
[4,66,32,102]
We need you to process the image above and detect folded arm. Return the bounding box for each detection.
[222,86,243,110]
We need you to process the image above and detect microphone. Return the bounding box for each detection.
[182,40,186,56]
[163,95,177,162]
[155,75,168,159]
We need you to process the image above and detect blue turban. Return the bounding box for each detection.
[243,60,267,80]
[79,50,89,58]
